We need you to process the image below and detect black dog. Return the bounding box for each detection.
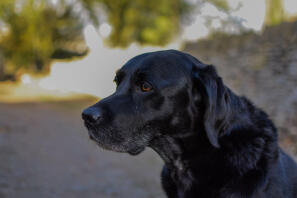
[82,50,297,198]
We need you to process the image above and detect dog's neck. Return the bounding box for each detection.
[150,135,186,171]
[149,122,278,196]
[149,132,216,195]
[149,132,211,172]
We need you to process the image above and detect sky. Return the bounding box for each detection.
[35,0,297,98]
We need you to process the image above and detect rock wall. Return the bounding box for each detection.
[183,21,297,156]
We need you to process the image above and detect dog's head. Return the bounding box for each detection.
[82,50,234,155]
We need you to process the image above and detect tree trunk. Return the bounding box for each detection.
[265,0,285,26]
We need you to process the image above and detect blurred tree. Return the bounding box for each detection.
[0,0,230,78]
[0,0,87,77]
[100,0,190,47]
[265,0,285,26]
[79,0,231,47]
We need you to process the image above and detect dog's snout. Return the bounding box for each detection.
[82,107,103,124]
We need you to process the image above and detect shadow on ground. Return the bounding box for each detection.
[0,99,165,198]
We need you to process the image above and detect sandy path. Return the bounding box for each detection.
[0,100,165,198]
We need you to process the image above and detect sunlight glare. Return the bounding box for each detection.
[99,23,112,38]
[21,74,32,85]
[284,0,297,16]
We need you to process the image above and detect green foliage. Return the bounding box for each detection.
[0,0,87,75]
[99,0,191,47]
[81,0,230,47]
[0,0,231,77]
[206,0,230,12]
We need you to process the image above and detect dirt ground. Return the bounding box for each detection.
[0,99,166,198]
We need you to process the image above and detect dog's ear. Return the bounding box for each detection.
[192,65,233,148]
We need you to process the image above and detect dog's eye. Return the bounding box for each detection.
[140,81,153,92]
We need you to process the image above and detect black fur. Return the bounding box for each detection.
[82,50,297,198]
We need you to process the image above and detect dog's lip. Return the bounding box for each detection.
[83,121,95,140]
[87,129,144,154]
[128,146,145,155]
[87,130,99,142]
[88,131,95,140]
[87,130,117,151]
[85,124,145,155]
[84,120,94,130]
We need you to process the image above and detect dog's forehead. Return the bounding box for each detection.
[121,50,194,76]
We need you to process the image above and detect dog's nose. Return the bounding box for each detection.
[82,107,103,124]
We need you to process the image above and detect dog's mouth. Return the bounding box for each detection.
[88,130,118,151]
[84,121,145,155]
[85,123,119,151]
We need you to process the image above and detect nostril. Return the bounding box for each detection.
[82,107,103,123]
